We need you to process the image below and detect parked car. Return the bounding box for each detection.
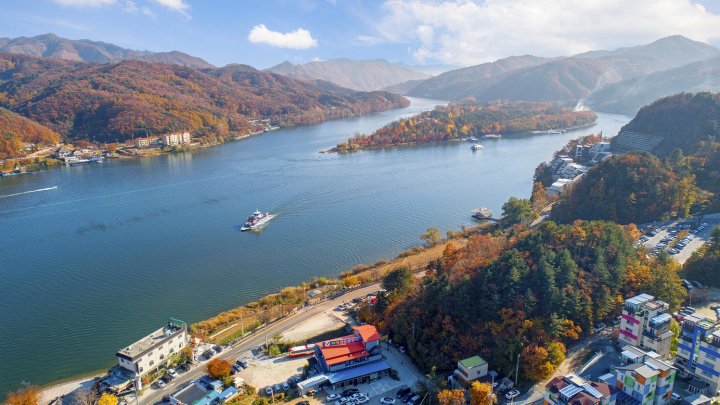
[282,382,290,391]
[162,395,171,403]
[327,394,341,401]
[236,358,249,368]
[356,396,370,404]
[273,384,282,393]
[213,345,223,353]
[336,398,350,405]
[671,393,681,401]
[402,392,416,402]
[593,323,606,333]
[505,389,520,400]
[381,398,396,405]
[407,395,421,405]
[167,368,178,378]
[161,374,173,382]
[264,386,273,396]
[177,363,190,372]
[298,402,310,405]
[155,379,167,388]
[397,388,411,398]
[342,389,360,397]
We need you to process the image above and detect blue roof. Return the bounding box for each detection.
[327,361,391,384]
[559,385,583,399]
[652,313,671,324]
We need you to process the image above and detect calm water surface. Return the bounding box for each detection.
[0,98,629,395]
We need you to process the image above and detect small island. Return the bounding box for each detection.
[330,100,597,152]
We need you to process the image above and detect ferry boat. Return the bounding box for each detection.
[471,144,484,151]
[241,209,274,231]
[483,134,502,139]
[67,156,104,166]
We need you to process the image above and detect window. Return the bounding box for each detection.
[702,370,712,378]
[149,361,154,367]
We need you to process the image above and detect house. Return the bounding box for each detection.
[615,353,676,405]
[298,325,389,394]
[169,376,225,405]
[618,294,673,358]
[452,355,489,388]
[116,319,189,389]
[675,315,720,395]
[544,374,615,405]
[547,178,574,196]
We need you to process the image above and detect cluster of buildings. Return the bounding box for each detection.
[298,324,390,394]
[546,141,612,197]
[135,131,192,148]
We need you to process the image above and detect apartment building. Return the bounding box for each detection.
[161,131,192,147]
[116,319,189,388]
[676,315,720,395]
[618,294,673,358]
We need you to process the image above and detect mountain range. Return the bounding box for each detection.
[266,58,430,91]
[0,33,214,69]
[393,35,720,115]
[0,52,408,147]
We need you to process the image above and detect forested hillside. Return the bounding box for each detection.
[550,152,698,224]
[0,53,409,143]
[361,221,684,381]
[333,101,596,151]
[617,92,720,156]
[0,107,60,158]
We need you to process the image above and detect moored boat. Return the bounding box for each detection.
[471,144,484,151]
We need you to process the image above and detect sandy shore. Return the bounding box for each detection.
[39,374,102,405]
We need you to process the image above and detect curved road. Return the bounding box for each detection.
[141,282,387,405]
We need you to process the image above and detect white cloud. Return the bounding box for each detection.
[373,0,720,66]
[151,0,190,18]
[123,0,154,16]
[248,24,318,49]
[53,0,116,6]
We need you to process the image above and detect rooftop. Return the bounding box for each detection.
[318,335,368,366]
[117,319,186,360]
[459,355,487,370]
[626,293,654,306]
[353,325,380,342]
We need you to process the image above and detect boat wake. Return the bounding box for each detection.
[0,186,58,199]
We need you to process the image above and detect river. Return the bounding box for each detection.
[0,98,629,396]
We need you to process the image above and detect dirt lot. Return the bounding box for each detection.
[237,352,308,390]
[282,311,347,342]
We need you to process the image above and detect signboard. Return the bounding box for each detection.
[321,336,363,347]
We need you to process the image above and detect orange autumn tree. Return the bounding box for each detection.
[206,358,232,379]
[3,386,40,405]
[437,389,466,405]
[469,381,496,405]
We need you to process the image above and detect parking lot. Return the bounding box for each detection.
[639,215,720,264]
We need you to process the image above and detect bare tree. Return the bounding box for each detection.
[72,387,97,405]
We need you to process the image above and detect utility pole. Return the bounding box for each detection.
[240,310,244,336]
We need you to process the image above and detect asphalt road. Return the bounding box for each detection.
[140,282,387,405]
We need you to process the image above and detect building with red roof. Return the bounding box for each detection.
[298,325,389,394]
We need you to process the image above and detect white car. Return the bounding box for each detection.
[593,323,606,333]
[327,394,341,401]
[167,368,178,378]
[155,379,167,388]
[381,398,396,405]
[355,396,369,404]
[336,399,349,405]
[505,389,520,400]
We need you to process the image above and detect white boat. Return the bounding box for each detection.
[471,144,484,151]
[466,136,479,142]
[241,209,274,231]
[483,134,502,139]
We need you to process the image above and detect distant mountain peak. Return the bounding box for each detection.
[0,33,214,69]
[266,58,430,91]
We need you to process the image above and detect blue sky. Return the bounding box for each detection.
[1,0,720,69]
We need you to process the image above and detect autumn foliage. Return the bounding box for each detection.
[369,220,682,382]
[334,100,596,151]
[437,389,466,405]
[0,107,60,158]
[0,53,408,143]
[3,386,40,405]
[206,358,232,379]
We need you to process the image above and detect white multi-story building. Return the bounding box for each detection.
[618,294,673,358]
[161,132,192,147]
[116,319,189,387]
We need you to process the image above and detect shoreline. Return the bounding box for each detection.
[325,119,599,153]
[33,232,478,402]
